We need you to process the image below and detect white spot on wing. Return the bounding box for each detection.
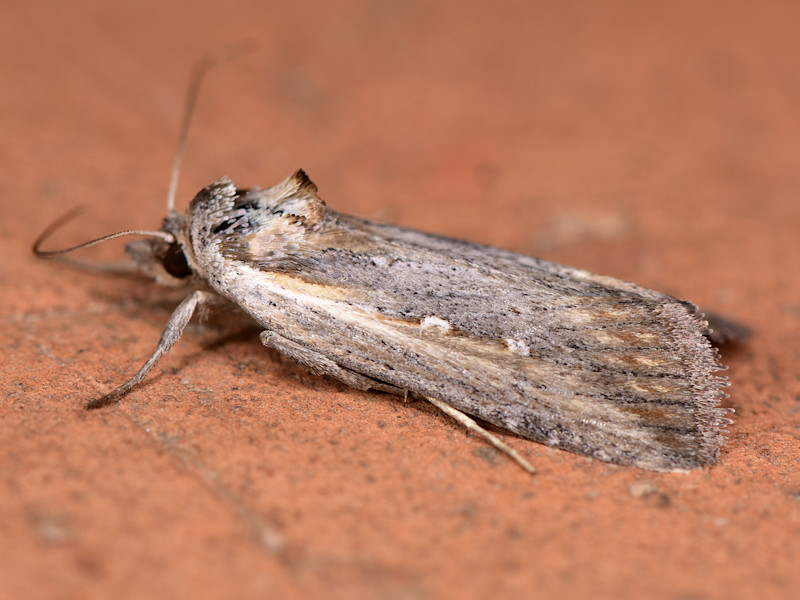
[421,316,452,331]
[505,338,530,356]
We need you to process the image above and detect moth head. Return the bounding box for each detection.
[123,241,192,288]
[122,211,196,286]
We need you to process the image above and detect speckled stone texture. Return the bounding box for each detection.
[2,1,798,598]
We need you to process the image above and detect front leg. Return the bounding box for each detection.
[260,331,404,396]
[88,290,218,409]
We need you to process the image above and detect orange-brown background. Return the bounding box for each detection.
[2,1,798,598]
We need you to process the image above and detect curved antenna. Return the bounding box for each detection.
[166,41,256,213]
[33,208,175,258]
[32,44,256,265]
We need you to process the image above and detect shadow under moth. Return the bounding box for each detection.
[35,52,744,474]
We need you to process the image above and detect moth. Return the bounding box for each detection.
[35,52,738,473]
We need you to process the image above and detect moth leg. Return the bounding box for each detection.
[260,331,404,395]
[400,389,417,404]
[87,290,217,409]
[424,396,536,474]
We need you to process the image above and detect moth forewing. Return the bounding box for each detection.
[172,170,729,472]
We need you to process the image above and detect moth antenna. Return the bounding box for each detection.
[33,208,175,258]
[166,41,257,213]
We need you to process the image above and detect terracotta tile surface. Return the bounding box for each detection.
[3,1,799,598]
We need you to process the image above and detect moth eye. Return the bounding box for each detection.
[162,243,192,278]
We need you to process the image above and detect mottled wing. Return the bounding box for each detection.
[191,172,729,471]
